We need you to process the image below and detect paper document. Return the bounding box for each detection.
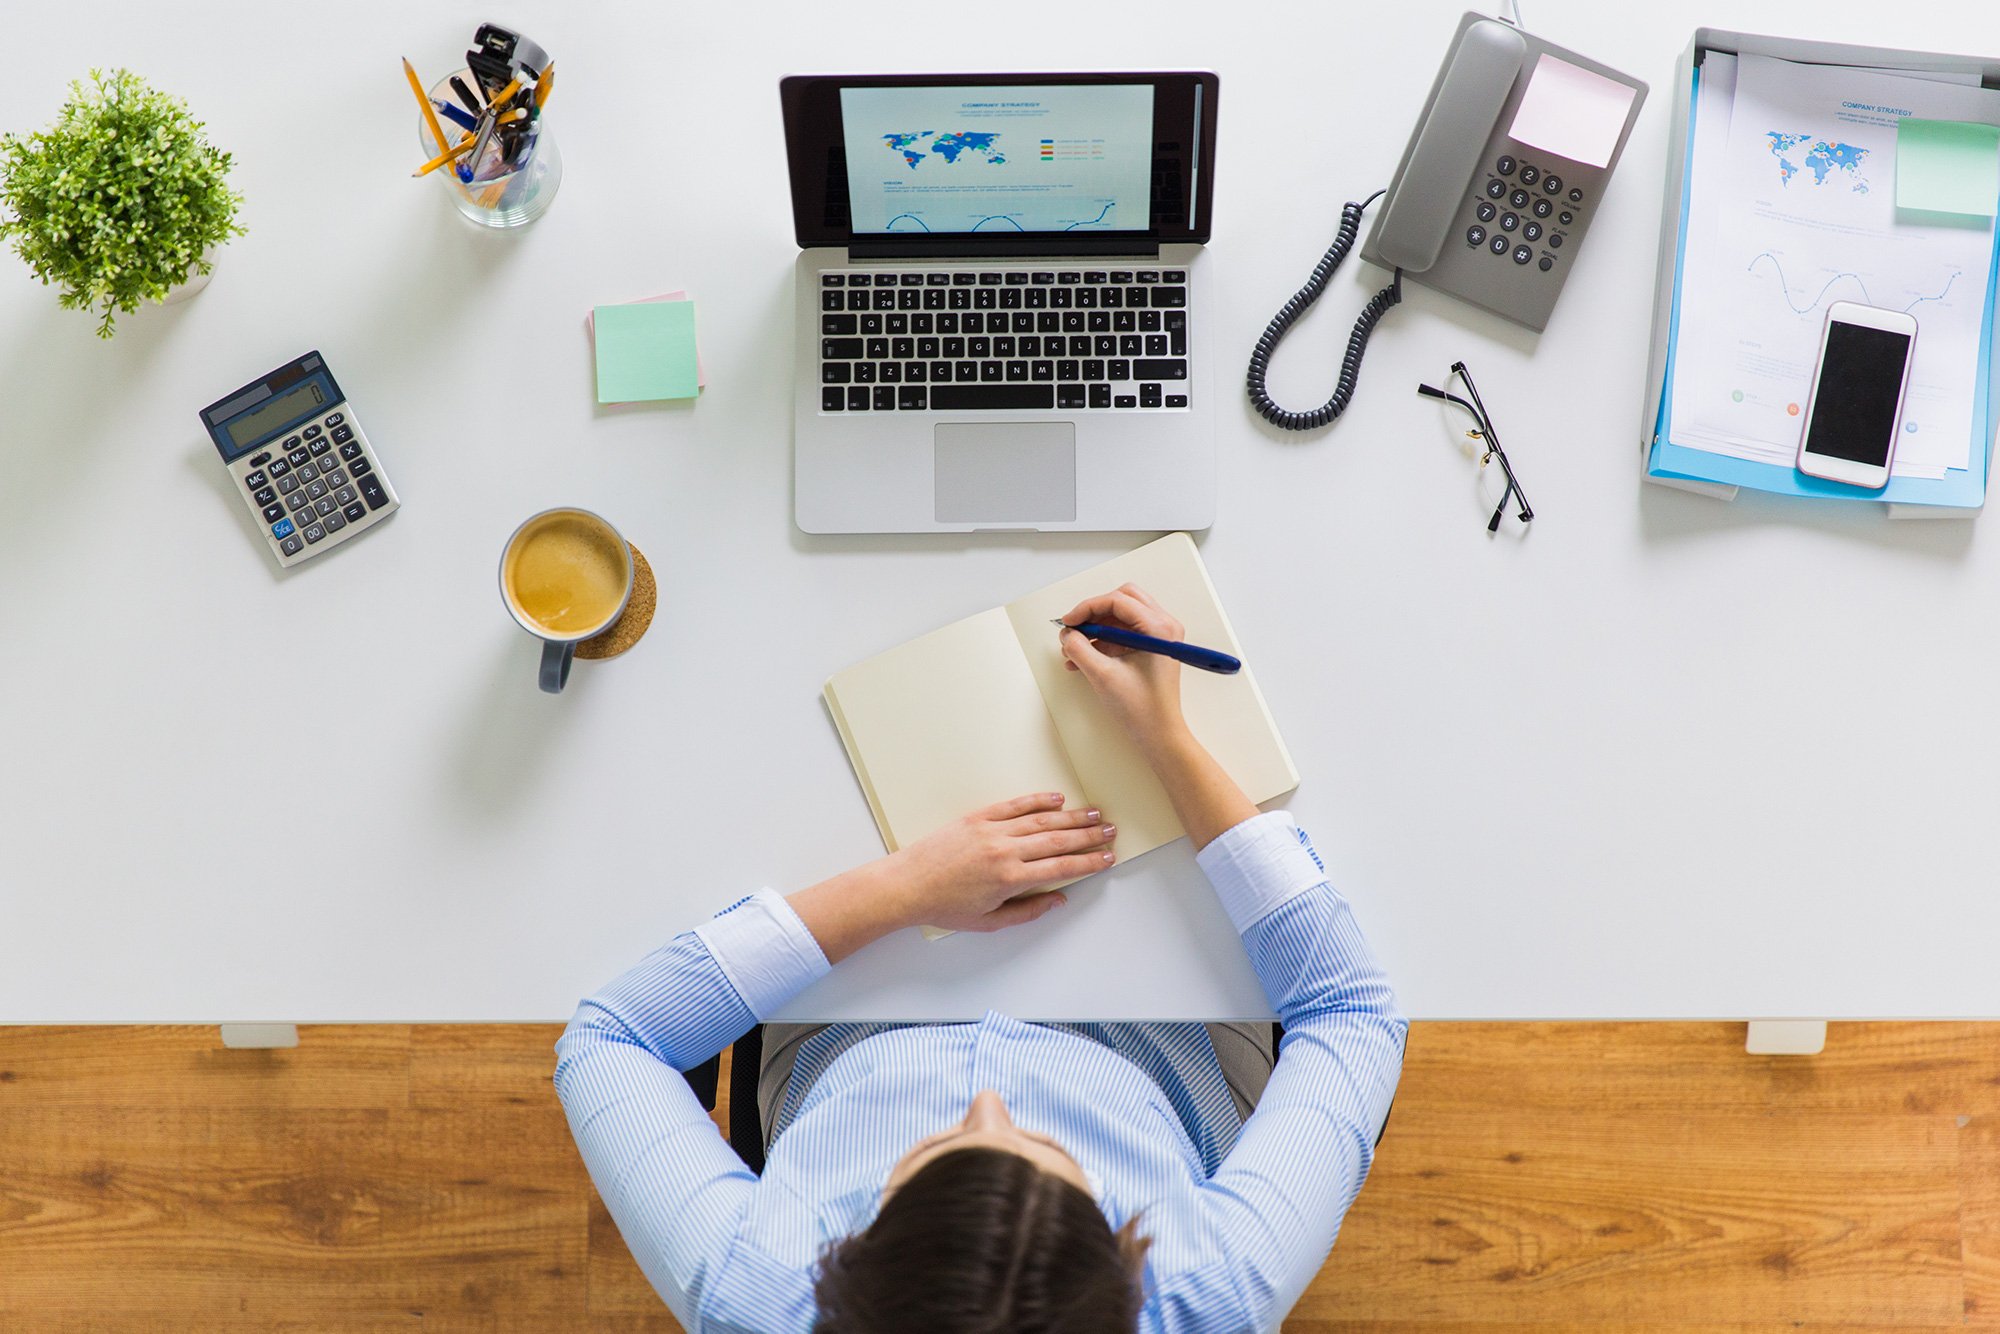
[1667,55,2000,481]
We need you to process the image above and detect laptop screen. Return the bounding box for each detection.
[781,72,1217,250]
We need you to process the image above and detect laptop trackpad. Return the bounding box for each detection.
[934,424,1076,524]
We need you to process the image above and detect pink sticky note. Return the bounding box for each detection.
[587,291,706,387]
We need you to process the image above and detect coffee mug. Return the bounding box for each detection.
[499,508,634,693]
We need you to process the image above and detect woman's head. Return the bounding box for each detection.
[814,1092,1148,1333]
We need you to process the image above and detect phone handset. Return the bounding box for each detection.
[1246,16,1527,432]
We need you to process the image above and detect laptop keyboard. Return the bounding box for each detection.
[818,268,1190,413]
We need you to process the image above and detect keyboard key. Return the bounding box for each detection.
[943,337,965,358]
[244,469,268,489]
[1102,287,1123,308]
[1140,383,1163,407]
[871,386,896,410]
[898,385,927,410]
[358,474,391,511]
[846,291,868,311]
[974,289,998,309]
[968,336,990,357]
[1089,383,1112,408]
[339,440,362,461]
[1024,288,1048,308]
[1011,312,1034,333]
[952,273,977,285]
[899,272,924,286]
[306,480,328,501]
[1119,335,1142,357]
[1137,270,1159,282]
[262,503,286,523]
[308,437,331,456]
[1005,272,1029,283]
[1140,310,1162,331]
[979,361,1003,382]
[1114,394,1138,408]
[1062,312,1085,334]
[1109,359,1131,380]
[1125,287,1147,307]
[253,486,276,506]
[302,425,322,440]
[278,474,300,494]
[872,290,896,310]
[854,362,877,383]
[303,522,326,544]
[930,361,953,382]
[1113,309,1136,331]
[1075,287,1097,308]
[822,291,844,311]
[1057,385,1087,408]
[280,534,304,557]
[925,272,950,286]
[1057,271,1081,283]
[1165,394,1189,408]
[930,384,1055,410]
[992,336,1015,357]
[344,501,367,522]
[1037,312,1060,333]
[348,457,372,479]
[323,511,345,534]
[1163,270,1186,282]
[881,362,901,383]
[1135,359,1187,380]
[1068,336,1091,357]
[822,273,844,286]
[865,337,889,359]
[271,517,295,539]
[1151,286,1187,308]
[905,361,928,382]
[1084,270,1108,283]
[287,448,310,468]
[296,462,318,483]
[335,486,358,506]
[823,387,844,410]
[1088,311,1110,332]
[823,362,852,384]
[1110,270,1133,283]
[923,288,946,310]
[316,497,338,517]
[848,273,874,286]
[1084,358,1106,378]
[1031,271,1055,283]
[1050,288,1072,308]
[1170,328,1186,356]
[860,314,884,333]
[913,314,935,333]
[892,337,914,359]
[321,468,346,488]
[1006,360,1029,382]
[287,492,311,512]
[886,314,908,334]
[897,289,919,310]
[1057,359,1080,380]
[948,289,970,310]
[1031,361,1054,381]
[999,287,1022,309]
[1164,309,1186,331]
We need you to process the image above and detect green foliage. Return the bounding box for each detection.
[0,69,245,337]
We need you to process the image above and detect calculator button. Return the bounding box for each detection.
[358,474,391,511]
[1533,198,1552,218]
[249,452,272,468]
[1486,179,1506,199]
[331,425,354,444]
[347,457,372,479]
[1495,154,1516,175]
[268,458,290,478]
[338,440,362,461]
[1543,175,1563,194]
[325,412,344,427]
[335,486,358,506]
[1465,225,1487,247]
[306,480,328,501]
[303,523,326,544]
[1509,189,1530,209]
[262,503,285,523]
[302,425,322,440]
[295,462,318,483]
[287,492,311,512]
[244,469,268,489]
[287,448,310,468]
[323,511,345,533]
[253,486,276,506]
[343,501,367,522]
[1519,164,1539,185]
[1476,201,1497,222]
[1513,245,1533,265]
[284,436,301,450]
[280,535,304,557]
[278,474,300,494]
[1500,212,1519,232]
[271,517,295,539]
[307,437,331,457]
[321,468,346,488]
[315,497,338,517]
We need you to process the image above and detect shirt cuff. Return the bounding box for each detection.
[1195,811,1329,934]
[693,889,832,1018]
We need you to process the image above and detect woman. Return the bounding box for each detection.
[555,585,1405,1333]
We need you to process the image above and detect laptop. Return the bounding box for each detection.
[782,72,1220,534]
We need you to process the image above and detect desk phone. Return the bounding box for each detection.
[1361,12,1648,331]
[199,352,400,568]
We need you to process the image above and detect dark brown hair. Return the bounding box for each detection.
[814,1146,1149,1333]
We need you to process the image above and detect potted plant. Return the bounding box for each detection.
[0,69,245,338]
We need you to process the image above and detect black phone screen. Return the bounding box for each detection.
[1803,321,1913,466]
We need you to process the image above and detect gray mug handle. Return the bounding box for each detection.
[540,639,575,694]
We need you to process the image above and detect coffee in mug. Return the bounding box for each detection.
[499,508,634,692]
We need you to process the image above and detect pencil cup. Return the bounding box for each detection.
[420,68,562,228]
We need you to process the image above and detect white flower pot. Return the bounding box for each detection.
[159,254,216,306]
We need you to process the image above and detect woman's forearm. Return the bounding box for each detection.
[1140,723,1259,851]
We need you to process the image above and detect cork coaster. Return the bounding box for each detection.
[576,544,657,661]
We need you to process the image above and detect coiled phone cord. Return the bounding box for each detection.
[1245,189,1404,431]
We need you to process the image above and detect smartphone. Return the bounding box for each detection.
[1794,301,1918,490]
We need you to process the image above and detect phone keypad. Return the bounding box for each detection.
[1469,153,1581,274]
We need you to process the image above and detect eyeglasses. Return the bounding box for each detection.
[1417,361,1534,532]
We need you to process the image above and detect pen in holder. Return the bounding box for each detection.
[417,66,561,228]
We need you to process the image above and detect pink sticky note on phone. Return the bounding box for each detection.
[587,291,706,387]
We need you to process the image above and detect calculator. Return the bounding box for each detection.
[199,351,400,568]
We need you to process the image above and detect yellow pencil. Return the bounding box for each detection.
[533,61,556,110]
[412,135,474,178]
[487,75,525,112]
[403,58,453,159]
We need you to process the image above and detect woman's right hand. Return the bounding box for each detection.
[1057,583,1193,753]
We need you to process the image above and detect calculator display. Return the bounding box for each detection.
[227,381,328,447]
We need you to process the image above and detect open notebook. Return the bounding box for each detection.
[824,534,1298,934]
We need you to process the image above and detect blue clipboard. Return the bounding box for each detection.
[1650,64,2000,510]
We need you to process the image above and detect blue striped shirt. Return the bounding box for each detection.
[554,812,1405,1333]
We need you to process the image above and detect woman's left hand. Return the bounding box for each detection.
[886,791,1116,933]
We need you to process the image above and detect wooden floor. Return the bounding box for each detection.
[0,1023,1995,1331]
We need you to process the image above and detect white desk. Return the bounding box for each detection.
[3,0,1996,1024]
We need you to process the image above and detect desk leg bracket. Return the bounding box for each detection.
[1745,1020,1826,1055]
[219,1023,300,1049]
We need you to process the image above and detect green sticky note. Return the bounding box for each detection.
[1896,118,2000,217]
[593,300,699,403]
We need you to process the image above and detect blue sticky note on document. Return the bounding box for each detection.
[593,301,700,403]
[1896,118,2000,217]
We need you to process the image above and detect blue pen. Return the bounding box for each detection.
[432,98,479,132]
[1052,619,1242,675]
